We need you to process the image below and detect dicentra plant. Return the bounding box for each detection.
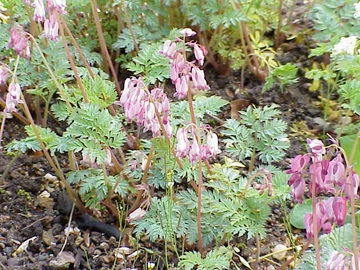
[286,138,360,270]
[1,1,292,269]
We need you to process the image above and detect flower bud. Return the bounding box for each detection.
[180,28,196,37]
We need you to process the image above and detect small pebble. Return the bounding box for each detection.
[49,251,75,268]
[99,242,109,250]
[42,229,56,246]
[272,244,287,261]
[114,247,131,255]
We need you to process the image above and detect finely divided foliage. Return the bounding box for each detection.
[2,0,360,268]
[222,104,289,164]
[3,19,290,267]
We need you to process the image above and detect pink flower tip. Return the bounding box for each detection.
[180,28,196,37]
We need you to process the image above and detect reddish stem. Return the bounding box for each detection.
[186,76,205,257]
[89,0,121,95]
[59,17,95,78]
[241,22,268,82]
[310,168,321,270]
[196,160,204,257]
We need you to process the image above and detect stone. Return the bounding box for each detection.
[272,244,288,261]
[49,251,75,269]
[42,229,56,246]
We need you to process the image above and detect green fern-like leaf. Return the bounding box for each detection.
[309,0,360,42]
[51,102,71,121]
[132,196,188,242]
[171,95,228,126]
[6,125,62,155]
[6,136,42,153]
[263,63,299,92]
[222,119,254,160]
[222,104,289,164]
[67,169,131,209]
[338,79,360,114]
[210,9,246,29]
[65,103,125,149]
[81,75,118,108]
[125,42,171,84]
[179,246,232,270]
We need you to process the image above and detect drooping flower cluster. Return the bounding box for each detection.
[160,28,210,99]
[118,76,172,137]
[303,196,347,238]
[0,65,23,114]
[5,82,23,113]
[25,0,67,40]
[286,138,359,238]
[8,26,30,60]
[252,170,273,197]
[287,139,358,202]
[175,126,221,164]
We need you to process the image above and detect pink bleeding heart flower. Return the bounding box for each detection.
[193,43,207,66]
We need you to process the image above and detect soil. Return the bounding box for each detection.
[0,45,336,270]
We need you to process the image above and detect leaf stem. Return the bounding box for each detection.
[57,11,89,103]
[196,159,204,257]
[310,171,321,270]
[337,143,359,269]
[59,16,95,78]
[186,64,205,257]
[120,0,139,52]
[90,0,121,95]
[27,34,75,115]
[275,0,284,49]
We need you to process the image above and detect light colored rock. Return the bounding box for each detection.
[37,191,54,209]
[114,247,131,255]
[44,173,58,182]
[272,244,288,261]
[12,236,37,256]
[49,251,75,268]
